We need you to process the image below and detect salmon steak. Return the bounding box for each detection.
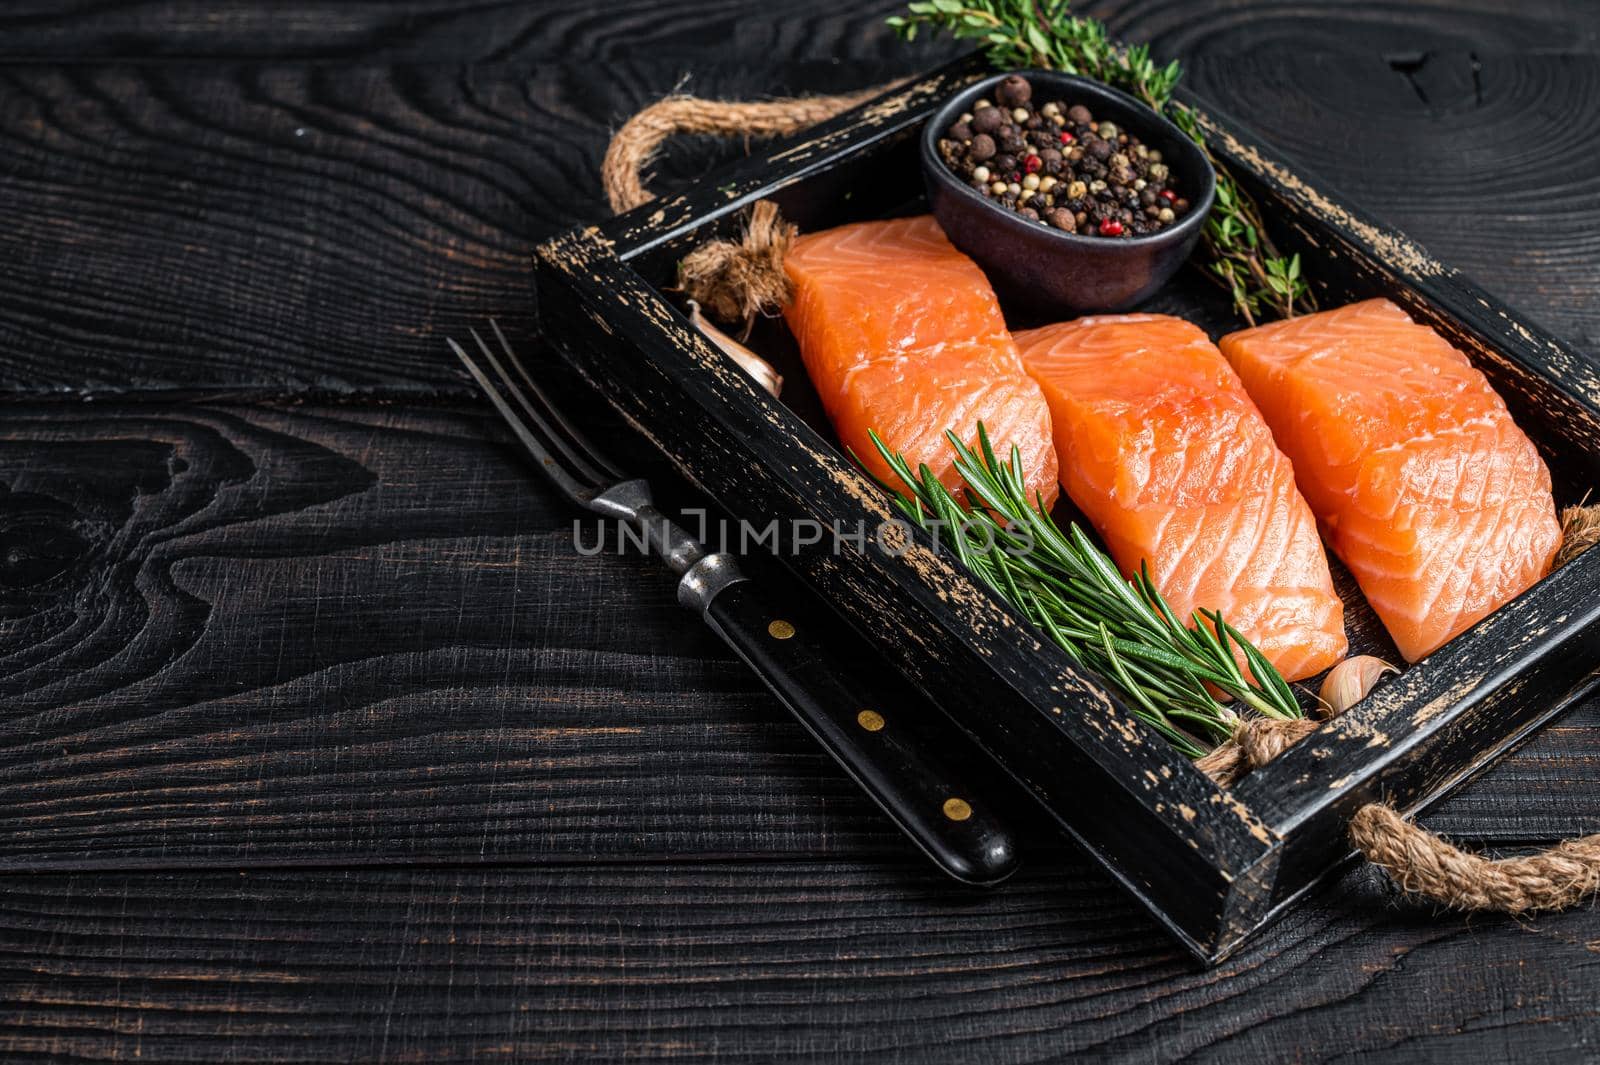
[1015,314,1347,682]
[783,215,1058,506]
[1221,298,1561,662]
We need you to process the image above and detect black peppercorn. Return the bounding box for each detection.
[995,74,1032,108]
[937,86,1186,239]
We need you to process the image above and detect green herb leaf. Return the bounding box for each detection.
[868,426,1304,757]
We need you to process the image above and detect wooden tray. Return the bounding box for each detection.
[533,54,1600,963]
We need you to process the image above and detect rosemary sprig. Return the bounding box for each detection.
[888,0,1314,324]
[889,0,1178,108]
[871,426,1303,757]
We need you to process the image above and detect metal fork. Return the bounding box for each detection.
[450,322,1019,886]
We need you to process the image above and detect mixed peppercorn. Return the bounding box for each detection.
[937,74,1190,238]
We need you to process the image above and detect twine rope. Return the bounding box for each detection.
[676,200,795,332]
[601,84,888,329]
[602,87,1600,916]
[1193,717,1318,788]
[1556,502,1600,566]
[602,86,886,214]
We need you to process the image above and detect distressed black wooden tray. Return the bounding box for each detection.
[534,55,1600,963]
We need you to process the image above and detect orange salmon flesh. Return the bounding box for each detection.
[782,215,1058,507]
[1016,313,1347,682]
[1221,298,1560,662]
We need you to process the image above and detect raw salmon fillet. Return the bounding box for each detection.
[1221,298,1560,662]
[1015,314,1347,681]
[783,215,1058,506]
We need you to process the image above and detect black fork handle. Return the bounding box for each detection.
[685,559,1020,886]
[451,326,1016,884]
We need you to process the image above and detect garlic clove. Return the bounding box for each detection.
[1319,655,1399,716]
[686,300,783,398]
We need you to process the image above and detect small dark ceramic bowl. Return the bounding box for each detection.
[921,70,1215,315]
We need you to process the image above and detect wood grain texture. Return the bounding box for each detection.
[4,0,1600,1056]
[1,2,1598,392]
[0,398,975,868]
[0,397,1594,877]
[0,0,964,63]
[0,57,949,394]
[1,0,1593,62]
[3,861,1600,1064]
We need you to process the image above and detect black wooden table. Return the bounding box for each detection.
[3,2,1599,1061]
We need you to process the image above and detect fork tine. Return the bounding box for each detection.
[467,326,620,491]
[488,319,626,483]
[449,336,595,506]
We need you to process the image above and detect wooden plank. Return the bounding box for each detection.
[1429,708,1600,840]
[1,49,1597,393]
[1178,48,1600,350]
[1,0,1599,1049]
[0,55,951,395]
[3,860,1599,1063]
[0,62,546,395]
[0,0,1592,61]
[1104,0,1600,56]
[0,0,965,63]
[0,397,1063,869]
[0,395,1595,872]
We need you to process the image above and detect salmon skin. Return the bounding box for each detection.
[783,215,1058,507]
[1221,298,1560,662]
[1015,314,1347,682]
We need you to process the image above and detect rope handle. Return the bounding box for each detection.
[602,86,1600,916]
[601,86,887,214]
[598,85,885,343]
[1201,712,1600,913]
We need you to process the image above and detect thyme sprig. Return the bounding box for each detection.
[888,0,1313,324]
[872,426,1303,757]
